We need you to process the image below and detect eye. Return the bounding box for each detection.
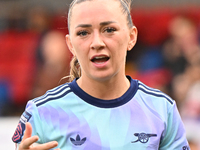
[77,30,88,36]
[104,27,116,33]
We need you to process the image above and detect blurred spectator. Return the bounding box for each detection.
[180,81,200,150]
[0,5,56,115]
[162,15,200,150]
[162,15,200,77]
[25,6,72,98]
[162,15,200,106]
[172,61,200,108]
[26,6,52,34]
[0,4,72,115]
[31,30,71,98]
[0,6,40,115]
[181,81,200,120]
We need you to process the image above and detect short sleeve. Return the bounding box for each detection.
[12,100,44,144]
[159,102,190,150]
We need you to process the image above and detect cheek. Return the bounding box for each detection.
[71,41,89,63]
[115,37,129,55]
[117,32,129,48]
[111,41,128,64]
[71,39,84,54]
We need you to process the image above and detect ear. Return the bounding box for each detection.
[66,34,75,56]
[127,26,138,51]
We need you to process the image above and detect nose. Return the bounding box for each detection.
[90,32,105,50]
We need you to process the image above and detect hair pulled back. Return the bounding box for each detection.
[68,0,133,31]
[67,0,133,82]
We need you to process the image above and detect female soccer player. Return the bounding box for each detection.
[12,0,190,149]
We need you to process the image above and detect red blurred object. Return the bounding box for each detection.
[136,68,172,88]
[131,6,200,46]
[0,30,39,105]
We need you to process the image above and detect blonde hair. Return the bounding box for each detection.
[69,56,81,82]
[67,0,133,82]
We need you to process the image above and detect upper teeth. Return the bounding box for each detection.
[95,56,106,59]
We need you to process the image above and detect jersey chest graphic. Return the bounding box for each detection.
[68,131,158,147]
[131,133,157,143]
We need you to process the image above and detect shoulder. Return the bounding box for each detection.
[133,80,177,123]
[136,80,174,106]
[133,79,175,117]
[31,82,73,107]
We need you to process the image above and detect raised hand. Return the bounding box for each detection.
[18,122,60,150]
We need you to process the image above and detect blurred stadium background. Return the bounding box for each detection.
[0,0,200,149]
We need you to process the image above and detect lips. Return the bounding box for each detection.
[91,55,110,64]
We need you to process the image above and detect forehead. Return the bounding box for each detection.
[70,0,125,25]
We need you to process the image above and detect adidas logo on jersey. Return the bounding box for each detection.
[70,134,87,146]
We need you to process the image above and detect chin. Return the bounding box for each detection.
[90,72,118,82]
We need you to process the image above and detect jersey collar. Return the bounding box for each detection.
[69,76,138,108]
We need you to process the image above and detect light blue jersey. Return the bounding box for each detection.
[12,76,190,150]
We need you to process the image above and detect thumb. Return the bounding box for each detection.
[22,122,32,142]
[20,122,39,149]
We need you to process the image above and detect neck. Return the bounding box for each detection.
[77,75,130,100]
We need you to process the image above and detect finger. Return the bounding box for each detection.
[33,141,58,150]
[22,135,39,149]
[22,122,32,142]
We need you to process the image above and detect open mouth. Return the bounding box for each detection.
[91,56,110,64]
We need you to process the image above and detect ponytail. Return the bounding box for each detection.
[69,56,81,82]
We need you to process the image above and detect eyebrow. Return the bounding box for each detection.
[75,24,92,28]
[75,21,117,28]
[100,21,117,26]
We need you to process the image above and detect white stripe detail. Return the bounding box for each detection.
[20,115,27,124]
[34,86,70,105]
[138,82,173,102]
[138,81,160,92]
[33,84,69,102]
